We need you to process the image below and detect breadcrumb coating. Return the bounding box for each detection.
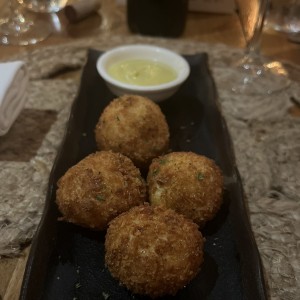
[95,95,169,169]
[105,205,204,298]
[56,151,146,230]
[147,151,223,227]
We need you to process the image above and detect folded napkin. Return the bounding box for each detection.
[0,61,28,136]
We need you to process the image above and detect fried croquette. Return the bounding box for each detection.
[56,151,147,230]
[105,205,204,298]
[147,151,223,227]
[94,95,169,169]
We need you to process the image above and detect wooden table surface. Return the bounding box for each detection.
[0,1,299,299]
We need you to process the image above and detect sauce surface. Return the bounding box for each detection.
[108,59,177,86]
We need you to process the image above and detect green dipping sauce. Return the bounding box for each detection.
[107,59,177,86]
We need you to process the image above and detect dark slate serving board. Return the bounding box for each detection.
[20,49,267,300]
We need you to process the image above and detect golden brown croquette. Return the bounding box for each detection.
[105,204,204,298]
[94,95,169,169]
[147,151,223,227]
[56,151,147,230]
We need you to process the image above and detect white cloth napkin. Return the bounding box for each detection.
[0,61,28,136]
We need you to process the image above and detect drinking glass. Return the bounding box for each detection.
[265,0,300,33]
[0,0,51,45]
[230,0,290,95]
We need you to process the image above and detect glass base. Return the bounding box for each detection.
[0,19,51,45]
[230,55,290,95]
[22,0,67,13]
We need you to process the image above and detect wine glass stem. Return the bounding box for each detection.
[246,0,269,58]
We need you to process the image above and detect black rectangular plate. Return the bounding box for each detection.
[20,49,267,300]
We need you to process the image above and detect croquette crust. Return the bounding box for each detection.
[105,205,204,298]
[147,152,223,227]
[56,151,146,230]
[95,95,169,169]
